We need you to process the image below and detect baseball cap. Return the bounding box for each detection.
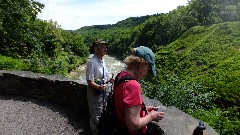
[136,46,156,76]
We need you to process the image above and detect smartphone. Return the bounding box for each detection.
[157,106,165,112]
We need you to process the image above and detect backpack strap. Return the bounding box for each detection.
[115,75,135,87]
[111,72,135,109]
[113,72,135,91]
[142,102,148,115]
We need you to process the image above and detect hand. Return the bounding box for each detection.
[147,106,158,112]
[98,84,107,92]
[149,110,164,122]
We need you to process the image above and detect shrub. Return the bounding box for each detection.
[142,74,216,112]
[191,107,240,135]
[0,55,25,70]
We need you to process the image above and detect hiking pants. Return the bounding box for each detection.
[87,86,106,135]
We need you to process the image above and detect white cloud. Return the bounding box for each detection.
[37,0,188,30]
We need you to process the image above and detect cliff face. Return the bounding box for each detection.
[0,70,218,135]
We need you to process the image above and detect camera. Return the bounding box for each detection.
[95,79,104,94]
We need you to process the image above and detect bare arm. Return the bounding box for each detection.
[125,105,164,132]
[87,80,106,91]
[125,105,150,131]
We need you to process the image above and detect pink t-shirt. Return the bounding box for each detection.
[114,71,147,134]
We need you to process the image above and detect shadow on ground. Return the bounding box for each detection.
[0,95,91,135]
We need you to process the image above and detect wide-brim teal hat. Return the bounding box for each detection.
[136,46,156,76]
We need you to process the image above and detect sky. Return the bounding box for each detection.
[36,0,189,30]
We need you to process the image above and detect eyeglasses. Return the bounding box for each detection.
[98,45,107,49]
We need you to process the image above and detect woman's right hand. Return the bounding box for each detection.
[149,110,164,122]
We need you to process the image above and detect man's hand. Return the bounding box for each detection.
[98,84,107,91]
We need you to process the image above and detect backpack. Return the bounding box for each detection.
[98,73,135,135]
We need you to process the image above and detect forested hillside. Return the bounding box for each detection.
[156,22,240,106]
[1,0,240,134]
[145,22,240,134]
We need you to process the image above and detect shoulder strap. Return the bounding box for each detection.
[115,75,135,87]
[111,72,135,106]
[114,72,135,86]
[112,72,135,93]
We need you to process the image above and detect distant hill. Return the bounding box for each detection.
[156,21,240,106]
[77,14,159,31]
[77,24,114,31]
[113,14,160,28]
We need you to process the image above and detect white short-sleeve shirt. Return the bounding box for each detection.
[86,55,109,82]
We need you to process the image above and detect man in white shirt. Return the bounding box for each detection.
[86,39,113,135]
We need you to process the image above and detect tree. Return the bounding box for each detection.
[0,0,44,57]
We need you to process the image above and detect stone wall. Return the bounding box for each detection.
[0,70,88,114]
[0,70,219,135]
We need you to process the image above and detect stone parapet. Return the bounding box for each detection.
[0,70,88,114]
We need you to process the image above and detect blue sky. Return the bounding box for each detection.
[36,0,188,30]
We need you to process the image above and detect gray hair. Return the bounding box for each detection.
[123,48,148,71]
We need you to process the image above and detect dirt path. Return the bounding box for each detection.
[0,95,91,135]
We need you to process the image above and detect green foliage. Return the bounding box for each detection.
[189,0,240,25]
[151,22,240,134]
[114,15,154,28]
[0,0,89,75]
[156,22,240,107]
[133,0,240,53]
[77,26,138,59]
[142,74,215,112]
[23,51,87,75]
[191,107,240,135]
[61,30,89,57]
[0,55,25,70]
[0,0,44,57]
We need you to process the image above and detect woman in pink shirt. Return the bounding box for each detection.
[114,46,164,134]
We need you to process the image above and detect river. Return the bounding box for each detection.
[68,54,126,83]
